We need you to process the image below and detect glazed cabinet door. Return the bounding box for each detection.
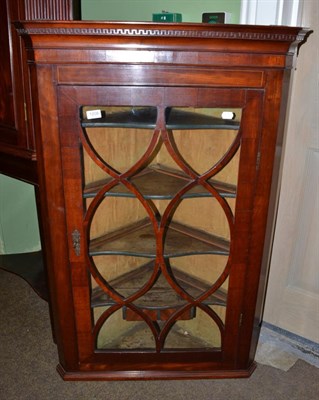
[57,85,264,377]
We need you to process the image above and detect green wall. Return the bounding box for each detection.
[0,175,40,254]
[81,0,241,23]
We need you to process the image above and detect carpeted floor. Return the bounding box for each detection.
[0,268,318,400]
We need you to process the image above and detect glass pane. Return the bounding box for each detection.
[169,255,228,303]
[88,196,156,257]
[90,257,156,304]
[162,107,241,176]
[81,106,157,180]
[95,307,156,350]
[163,306,224,349]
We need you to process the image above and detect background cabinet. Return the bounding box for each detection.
[17,21,309,380]
[0,0,80,183]
[0,0,81,301]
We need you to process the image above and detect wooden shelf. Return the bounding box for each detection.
[84,165,237,200]
[90,218,229,258]
[91,262,227,321]
[81,107,240,130]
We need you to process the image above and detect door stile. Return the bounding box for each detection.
[33,68,79,370]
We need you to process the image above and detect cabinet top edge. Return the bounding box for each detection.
[15,21,311,44]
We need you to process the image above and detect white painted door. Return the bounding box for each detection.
[241,0,319,343]
[263,0,319,343]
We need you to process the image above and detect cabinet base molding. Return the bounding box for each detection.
[57,362,256,381]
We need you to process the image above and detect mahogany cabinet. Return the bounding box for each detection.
[17,21,309,380]
[0,0,80,183]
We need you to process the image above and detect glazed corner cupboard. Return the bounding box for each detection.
[16,21,310,380]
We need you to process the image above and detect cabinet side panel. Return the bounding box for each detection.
[237,71,286,367]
